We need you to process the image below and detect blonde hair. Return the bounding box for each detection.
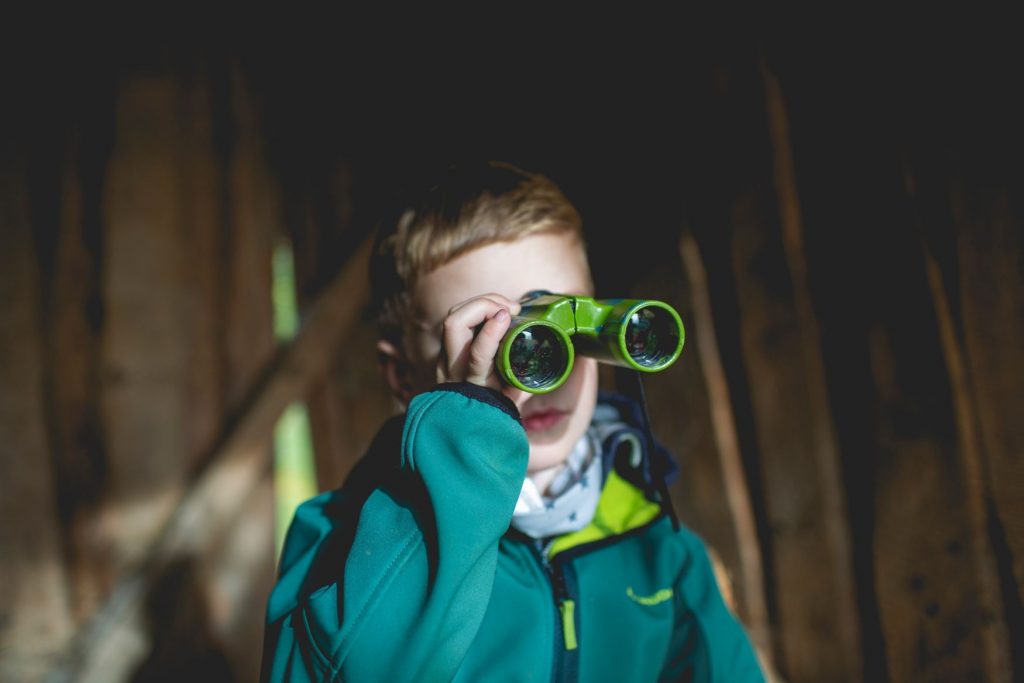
[370,161,583,345]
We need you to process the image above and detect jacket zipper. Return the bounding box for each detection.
[535,543,578,682]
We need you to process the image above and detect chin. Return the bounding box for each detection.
[526,444,572,473]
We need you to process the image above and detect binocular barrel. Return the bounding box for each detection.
[497,294,685,393]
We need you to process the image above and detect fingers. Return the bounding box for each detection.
[465,308,510,386]
[436,294,521,388]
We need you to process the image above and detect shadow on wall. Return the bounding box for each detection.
[130,556,236,683]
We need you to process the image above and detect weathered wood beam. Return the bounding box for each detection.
[861,162,1012,683]
[679,230,771,665]
[98,76,198,578]
[0,170,75,682]
[48,61,284,681]
[46,139,109,622]
[912,169,1012,680]
[48,235,371,681]
[953,182,1024,663]
[746,61,862,681]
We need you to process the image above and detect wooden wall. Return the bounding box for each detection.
[3,51,282,682]
[1,32,1021,682]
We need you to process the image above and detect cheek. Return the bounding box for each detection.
[404,333,444,393]
[408,330,441,366]
[564,358,599,413]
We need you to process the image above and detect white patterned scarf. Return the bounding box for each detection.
[511,403,634,539]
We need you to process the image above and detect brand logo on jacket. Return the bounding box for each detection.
[626,586,673,606]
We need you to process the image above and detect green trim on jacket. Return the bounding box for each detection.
[261,383,764,682]
[546,468,662,559]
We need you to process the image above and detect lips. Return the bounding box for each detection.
[521,409,568,432]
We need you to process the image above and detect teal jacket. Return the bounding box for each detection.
[261,383,764,682]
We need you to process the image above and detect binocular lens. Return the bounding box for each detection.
[509,325,568,389]
[625,306,680,368]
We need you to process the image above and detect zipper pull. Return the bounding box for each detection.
[559,599,578,651]
[540,545,579,652]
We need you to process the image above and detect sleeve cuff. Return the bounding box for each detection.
[431,382,522,425]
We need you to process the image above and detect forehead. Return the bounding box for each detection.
[412,231,593,327]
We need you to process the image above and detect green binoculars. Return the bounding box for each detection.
[497,291,685,394]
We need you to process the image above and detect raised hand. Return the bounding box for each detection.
[436,293,522,391]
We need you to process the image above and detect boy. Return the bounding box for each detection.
[261,162,765,681]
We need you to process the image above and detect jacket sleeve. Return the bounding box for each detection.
[659,527,766,682]
[261,383,528,682]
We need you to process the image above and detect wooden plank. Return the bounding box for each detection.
[753,50,1015,680]
[98,75,195,573]
[921,213,1012,680]
[49,234,372,681]
[46,66,225,624]
[855,162,1011,683]
[867,320,1005,683]
[953,184,1024,607]
[223,66,277,411]
[902,168,1013,681]
[40,137,111,622]
[727,63,861,682]
[24,59,234,668]
[731,191,862,683]
[185,63,276,683]
[678,230,772,664]
[180,65,228,471]
[75,63,281,682]
[0,168,75,682]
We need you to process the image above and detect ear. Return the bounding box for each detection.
[376,338,416,408]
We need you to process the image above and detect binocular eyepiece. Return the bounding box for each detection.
[497,291,685,393]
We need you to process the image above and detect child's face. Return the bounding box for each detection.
[391,231,599,474]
